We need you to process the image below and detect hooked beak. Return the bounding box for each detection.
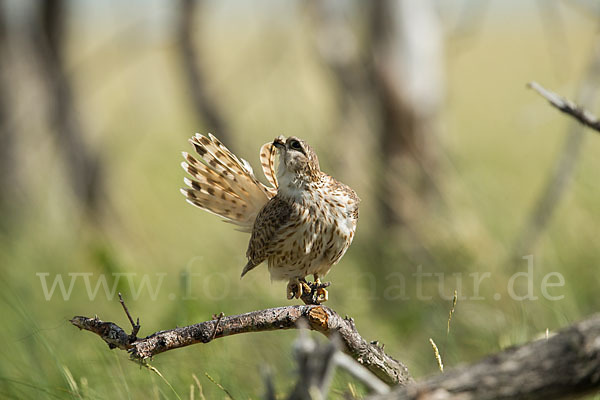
[273,136,285,149]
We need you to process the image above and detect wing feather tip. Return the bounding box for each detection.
[183,177,194,188]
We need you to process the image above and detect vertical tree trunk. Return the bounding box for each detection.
[305,0,374,187]
[369,0,443,233]
[36,0,103,216]
[177,0,232,148]
[0,2,16,225]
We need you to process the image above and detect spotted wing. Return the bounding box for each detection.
[241,196,294,277]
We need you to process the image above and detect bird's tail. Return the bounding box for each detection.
[181,134,277,232]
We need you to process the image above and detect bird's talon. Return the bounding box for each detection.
[287,280,306,299]
[316,288,328,303]
[287,281,299,300]
[301,282,311,296]
[313,276,330,289]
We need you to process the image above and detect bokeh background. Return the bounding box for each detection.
[1,0,600,398]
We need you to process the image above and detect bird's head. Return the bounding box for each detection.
[273,136,321,186]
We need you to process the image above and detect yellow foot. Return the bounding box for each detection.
[296,278,331,305]
[287,279,311,300]
[316,287,328,303]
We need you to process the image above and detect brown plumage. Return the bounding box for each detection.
[181,134,360,303]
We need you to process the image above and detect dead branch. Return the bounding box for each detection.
[513,37,600,259]
[528,81,600,132]
[288,325,390,398]
[70,301,600,398]
[368,313,600,400]
[70,304,412,387]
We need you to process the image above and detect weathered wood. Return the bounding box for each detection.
[71,305,412,386]
[71,305,600,398]
[368,313,600,400]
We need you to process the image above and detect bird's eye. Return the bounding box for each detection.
[289,140,302,151]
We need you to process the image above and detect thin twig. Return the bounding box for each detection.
[513,38,600,259]
[334,352,390,395]
[210,312,224,342]
[118,292,140,341]
[527,81,600,132]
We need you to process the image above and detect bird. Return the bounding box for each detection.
[180,133,359,304]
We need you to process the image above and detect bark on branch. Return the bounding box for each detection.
[70,304,412,387]
[528,81,600,133]
[369,313,600,400]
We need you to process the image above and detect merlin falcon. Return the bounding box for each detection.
[181,134,360,304]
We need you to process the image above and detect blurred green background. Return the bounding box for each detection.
[1,0,600,398]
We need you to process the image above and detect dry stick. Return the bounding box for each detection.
[513,38,600,260]
[118,293,140,341]
[368,313,600,400]
[334,352,390,395]
[288,326,389,397]
[288,326,338,399]
[527,81,600,133]
[210,312,224,342]
[70,305,412,386]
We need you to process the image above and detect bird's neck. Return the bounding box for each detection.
[277,171,321,202]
